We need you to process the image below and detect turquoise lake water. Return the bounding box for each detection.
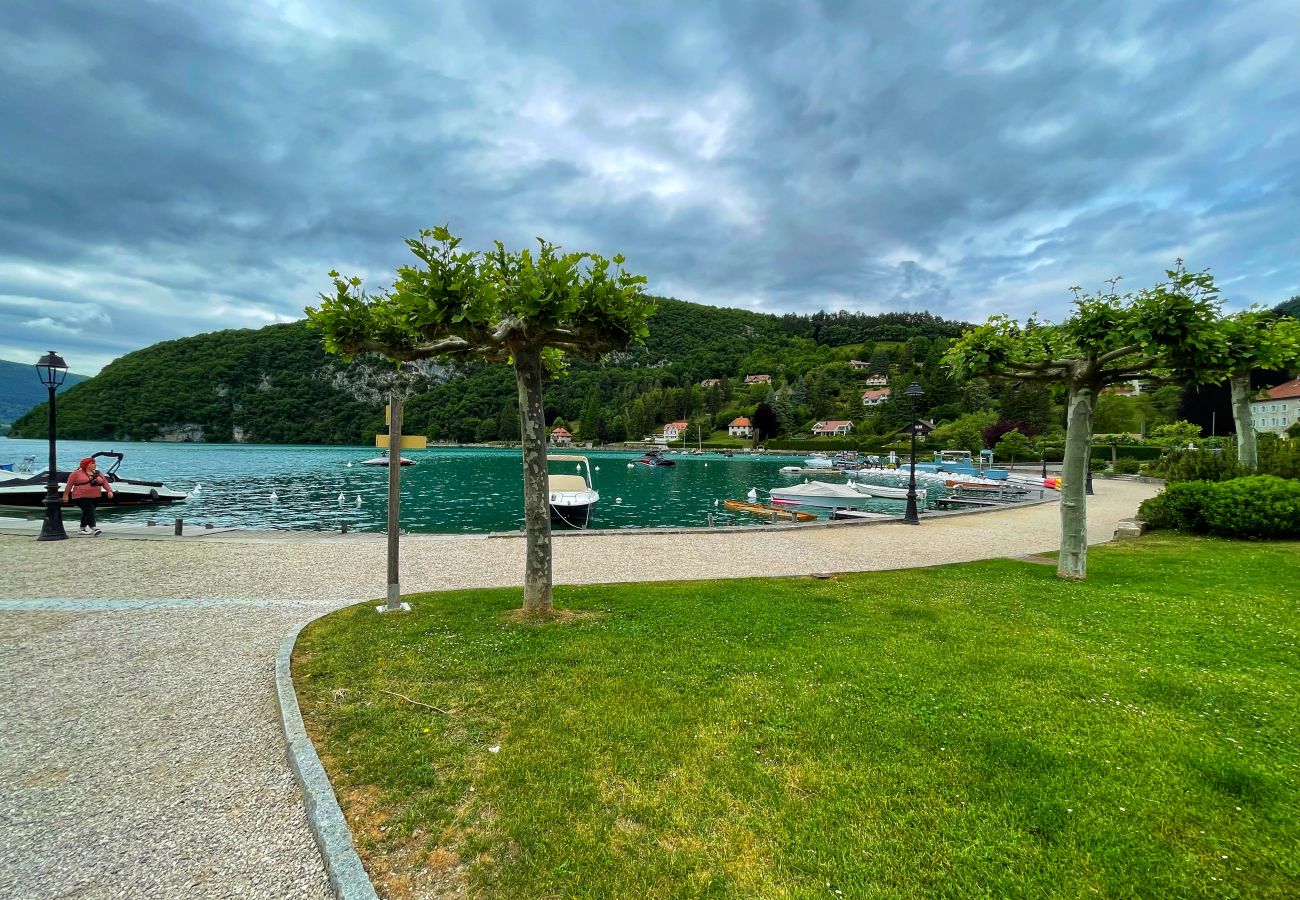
[0,438,940,533]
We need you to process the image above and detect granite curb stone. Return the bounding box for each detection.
[276,611,379,900]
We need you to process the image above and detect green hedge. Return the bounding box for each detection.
[1139,476,1300,539]
[1092,444,1161,461]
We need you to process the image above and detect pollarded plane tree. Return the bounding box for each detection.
[307,227,653,613]
[1212,311,1300,470]
[944,263,1229,580]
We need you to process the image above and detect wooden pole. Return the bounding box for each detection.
[384,390,403,611]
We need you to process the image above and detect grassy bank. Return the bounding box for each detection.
[294,535,1300,898]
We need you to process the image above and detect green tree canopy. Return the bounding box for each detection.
[307,227,652,613]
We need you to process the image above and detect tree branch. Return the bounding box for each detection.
[1095,343,1144,366]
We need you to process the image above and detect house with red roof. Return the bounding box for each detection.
[812,420,854,436]
[744,374,771,385]
[861,388,892,407]
[662,420,690,441]
[728,417,753,438]
[549,426,573,445]
[1251,376,1300,436]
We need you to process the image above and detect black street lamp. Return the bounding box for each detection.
[35,351,69,541]
[902,381,924,525]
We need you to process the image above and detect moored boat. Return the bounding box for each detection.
[0,451,187,508]
[548,454,599,528]
[635,449,676,467]
[848,480,927,500]
[769,481,874,509]
[723,499,817,522]
[359,451,414,466]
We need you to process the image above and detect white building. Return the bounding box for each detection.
[863,374,889,387]
[549,427,573,445]
[662,420,690,441]
[861,388,891,407]
[1251,377,1300,436]
[812,420,854,436]
[728,417,753,438]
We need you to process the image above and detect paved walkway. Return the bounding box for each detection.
[0,480,1157,898]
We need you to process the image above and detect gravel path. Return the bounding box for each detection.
[0,479,1157,898]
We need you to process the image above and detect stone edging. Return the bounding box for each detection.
[276,613,379,900]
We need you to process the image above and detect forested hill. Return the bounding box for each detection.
[9,298,970,444]
[0,359,89,424]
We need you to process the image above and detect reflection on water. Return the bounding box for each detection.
[0,439,943,533]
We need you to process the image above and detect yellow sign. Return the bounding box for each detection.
[375,434,428,449]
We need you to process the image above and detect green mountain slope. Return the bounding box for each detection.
[10,299,971,444]
[0,359,90,423]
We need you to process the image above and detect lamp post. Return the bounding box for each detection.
[34,351,69,541]
[902,381,924,525]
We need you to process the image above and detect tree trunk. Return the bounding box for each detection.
[385,390,403,610]
[1230,374,1257,470]
[514,347,553,613]
[1058,381,1098,581]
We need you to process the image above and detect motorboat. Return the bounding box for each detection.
[911,449,1010,481]
[359,450,414,466]
[635,449,676,467]
[0,451,188,508]
[548,454,598,528]
[769,481,875,509]
[804,453,834,469]
[847,480,927,500]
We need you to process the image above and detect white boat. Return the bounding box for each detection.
[779,465,802,474]
[769,481,874,509]
[0,452,188,508]
[548,454,598,528]
[848,480,927,500]
[804,453,835,469]
[359,451,414,466]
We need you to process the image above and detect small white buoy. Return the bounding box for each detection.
[193,483,202,494]
[627,463,634,469]
[714,499,719,507]
[747,487,758,501]
[615,497,623,504]
[594,466,600,471]
[355,494,362,506]
[337,492,345,504]
[346,461,353,468]
[704,463,708,467]
[269,491,278,502]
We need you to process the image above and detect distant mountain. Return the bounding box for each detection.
[9,300,971,444]
[0,359,90,424]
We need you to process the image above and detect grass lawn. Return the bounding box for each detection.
[294,535,1300,898]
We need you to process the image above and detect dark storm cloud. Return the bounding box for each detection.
[2,0,1298,372]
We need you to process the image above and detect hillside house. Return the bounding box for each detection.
[863,374,889,387]
[861,388,892,407]
[728,417,753,438]
[849,359,871,370]
[549,427,573,445]
[1252,376,1300,436]
[662,420,690,441]
[744,374,772,385]
[699,378,721,389]
[812,420,854,436]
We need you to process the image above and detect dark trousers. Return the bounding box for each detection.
[74,498,98,528]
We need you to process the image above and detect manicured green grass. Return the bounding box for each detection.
[294,535,1300,898]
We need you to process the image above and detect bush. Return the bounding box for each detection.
[1203,476,1300,539]
[1139,481,1217,533]
[1090,460,1108,473]
[1155,449,1243,483]
[1258,439,1300,480]
[1112,457,1143,474]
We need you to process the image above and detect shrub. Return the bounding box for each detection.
[1203,476,1300,539]
[1258,439,1300,480]
[1155,449,1243,483]
[1139,481,1217,533]
[1112,457,1143,474]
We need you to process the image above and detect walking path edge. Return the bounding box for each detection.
[276,613,380,900]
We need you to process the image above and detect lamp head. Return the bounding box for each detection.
[904,381,924,399]
[35,351,69,388]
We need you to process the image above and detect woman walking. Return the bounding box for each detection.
[62,457,114,536]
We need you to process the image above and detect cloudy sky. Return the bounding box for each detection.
[2,0,1298,374]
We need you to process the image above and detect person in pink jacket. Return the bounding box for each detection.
[62,457,114,536]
